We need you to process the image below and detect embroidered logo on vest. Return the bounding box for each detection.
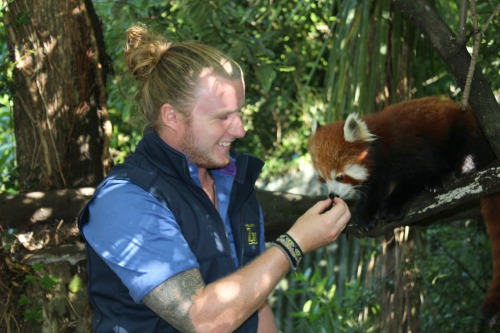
[245,224,258,245]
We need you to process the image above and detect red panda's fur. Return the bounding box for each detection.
[308,96,499,321]
[482,192,500,324]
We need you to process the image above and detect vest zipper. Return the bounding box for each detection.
[197,184,238,271]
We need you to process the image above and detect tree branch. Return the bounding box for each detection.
[347,162,500,237]
[457,0,468,45]
[460,0,479,110]
[393,0,500,160]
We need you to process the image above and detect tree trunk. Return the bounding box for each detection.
[2,1,109,330]
[3,0,111,191]
[377,228,421,333]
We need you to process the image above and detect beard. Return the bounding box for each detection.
[179,122,229,169]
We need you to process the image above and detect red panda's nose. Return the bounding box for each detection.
[328,192,339,200]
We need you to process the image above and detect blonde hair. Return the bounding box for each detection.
[124,24,244,130]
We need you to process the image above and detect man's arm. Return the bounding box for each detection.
[144,197,350,332]
[145,278,278,333]
[257,301,278,333]
[144,246,289,332]
[143,268,204,332]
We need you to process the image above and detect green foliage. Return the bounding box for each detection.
[272,221,497,332]
[0,95,17,194]
[293,276,380,333]
[91,0,500,180]
[1,0,498,184]
[18,263,59,324]
[18,290,43,323]
[0,227,17,253]
[0,6,18,194]
[434,1,500,93]
[411,220,497,333]
[274,247,381,332]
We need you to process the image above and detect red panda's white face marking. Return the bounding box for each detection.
[323,163,369,199]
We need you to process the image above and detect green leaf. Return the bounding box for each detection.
[23,307,43,322]
[254,65,276,91]
[40,274,59,291]
[68,274,83,293]
[18,294,31,306]
[24,274,36,284]
[31,263,43,272]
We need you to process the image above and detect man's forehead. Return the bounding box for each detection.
[198,70,242,91]
[196,72,244,104]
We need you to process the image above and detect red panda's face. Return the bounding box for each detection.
[308,114,375,200]
[309,137,370,199]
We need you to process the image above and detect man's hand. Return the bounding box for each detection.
[287,197,350,253]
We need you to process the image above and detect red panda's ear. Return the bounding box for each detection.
[311,121,323,134]
[343,113,377,143]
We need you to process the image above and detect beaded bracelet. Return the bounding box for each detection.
[271,233,303,272]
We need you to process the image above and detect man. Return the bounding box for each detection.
[79,24,350,332]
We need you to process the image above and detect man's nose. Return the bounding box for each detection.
[229,114,246,138]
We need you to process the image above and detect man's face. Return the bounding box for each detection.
[179,72,246,169]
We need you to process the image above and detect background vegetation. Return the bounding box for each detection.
[272,219,494,332]
[1,0,498,332]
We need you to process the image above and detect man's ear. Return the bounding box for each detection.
[160,103,179,129]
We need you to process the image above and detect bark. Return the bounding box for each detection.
[393,0,500,159]
[3,0,111,191]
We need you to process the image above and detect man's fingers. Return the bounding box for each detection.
[307,198,333,215]
[324,198,350,226]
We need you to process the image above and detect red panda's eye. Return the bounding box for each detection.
[318,176,326,183]
[336,175,344,182]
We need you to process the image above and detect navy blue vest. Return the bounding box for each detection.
[79,130,264,332]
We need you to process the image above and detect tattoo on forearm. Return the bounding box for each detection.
[143,268,205,332]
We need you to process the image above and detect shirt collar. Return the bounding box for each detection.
[187,158,238,182]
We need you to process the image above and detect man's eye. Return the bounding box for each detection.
[217,113,230,121]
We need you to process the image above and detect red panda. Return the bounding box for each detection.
[308,96,500,322]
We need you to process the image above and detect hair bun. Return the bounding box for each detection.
[124,24,170,81]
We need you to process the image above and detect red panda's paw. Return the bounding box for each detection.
[424,174,448,193]
[482,295,500,328]
[351,211,379,231]
[378,202,405,222]
[424,182,444,194]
